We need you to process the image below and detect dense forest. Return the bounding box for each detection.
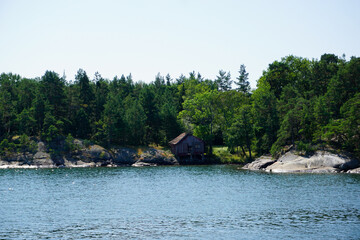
[1,54,359,160]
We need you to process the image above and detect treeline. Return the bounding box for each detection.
[0,53,359,159]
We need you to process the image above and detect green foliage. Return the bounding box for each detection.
[270,143,282,158]
[0,139,12,154]
[159,101,182,145]
[83,139,92,148]
[74,107,91,139]
[0,135,37,154]
[0,53,359,161]
[65,133,76,152]
[92,120,108,146]
[0,74,17,136]
[94,73,109,121]
[213,146,244,164]
[42,112,63,142]
[340,93,360,156]
[295,141,315,155]
[251,81,279,155]
[40,71,66,119]
[318,93,360,157]
[124,97,147,145]
[140,85,161,144]
[18,134,37,153]
[16,108,36,136]
[215,70,232,91]
[76,69,94,106]
[103,89,126,145]
[325,57,360,118]
[226,105,254,160]
[235,64,250,94]
[179,90,219,154]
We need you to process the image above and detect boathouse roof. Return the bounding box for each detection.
[169,133,204,145]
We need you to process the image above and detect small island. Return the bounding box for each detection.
[1,54,359,172]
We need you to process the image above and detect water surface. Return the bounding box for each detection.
[1,166,359,239]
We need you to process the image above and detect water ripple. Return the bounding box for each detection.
[0,166,359,239]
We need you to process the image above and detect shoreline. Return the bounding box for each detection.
[2,139,359,174]
[242,150,360,174]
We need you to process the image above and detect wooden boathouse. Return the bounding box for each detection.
[169,133,205,163]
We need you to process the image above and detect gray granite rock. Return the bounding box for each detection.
[112,148,137,165]
[263,151,358,173]
[242,156,275,170]
[347,167,360,174]
[37,141,47,152]
[132,162,157,167]
[138,148,178,165]
[32,151,55,167]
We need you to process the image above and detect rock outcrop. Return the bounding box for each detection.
[63,144,113,167]
[347,167,360,174]
[0,140,179,168]
[242,156,275,171]
[243,150,360,174]
[135,148,178,166]
[112,148,137,165]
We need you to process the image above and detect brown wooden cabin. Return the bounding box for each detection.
[169,133,205,161]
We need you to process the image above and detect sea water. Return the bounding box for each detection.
[1,165,359,239]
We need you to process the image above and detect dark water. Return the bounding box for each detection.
[1,166,359,240]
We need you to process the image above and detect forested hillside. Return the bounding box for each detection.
[1,54,359,159]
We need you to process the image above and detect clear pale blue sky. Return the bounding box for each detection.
[1,0,360,88]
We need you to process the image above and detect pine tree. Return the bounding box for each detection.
[235,64,250,94]
[40,71,67,119]
[216,70,232,91]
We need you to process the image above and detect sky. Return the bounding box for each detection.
[1,0,360,88]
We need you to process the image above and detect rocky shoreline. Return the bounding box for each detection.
[2,139,360,174]
[243,150,360,174]
[0,140,178,169]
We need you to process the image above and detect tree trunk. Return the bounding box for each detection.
[246,136,252,161]
[241,146,246,157]
[247,142,252,161]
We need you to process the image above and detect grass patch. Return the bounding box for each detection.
[136,146,148,155]
[213,146,247,164]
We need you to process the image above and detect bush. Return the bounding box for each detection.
[83,139,92,148]
[270,143,282,159]
[65,134,75,152]
[295,141,315,155]
[0,139,9,154]
[0,138,16,153]
[18,134,29,152]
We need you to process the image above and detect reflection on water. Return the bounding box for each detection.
[1,166,360,239]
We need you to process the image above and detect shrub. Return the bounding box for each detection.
[270,143,282,159]
[83,139,92,148]
[65,134,75,152]
[296,141,315,155]
[0,139,9,154]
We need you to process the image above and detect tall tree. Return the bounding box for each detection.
[325,57,360,118]
[252,81,279,155]
[94,72,109,121]
[76,69,95,107]
[0,73,17,136]
[227,105,254,160]
[235,64,250,94]
[140,85,161,144]
[16,108,36,136]
[103,93,125,145]
[179,90,219,155]
[311,53,340,96]
[40,71,67,119]
[216,70,232,91]
[124,97,147,145]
